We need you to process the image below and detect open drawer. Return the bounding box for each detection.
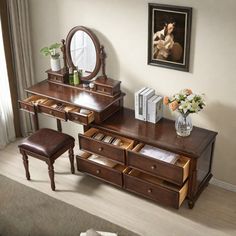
[37,99,75,121]
[124,168,188,208]
[18,95,49,113]
[76,152,126,187]
[127,143,190,186]
[79,128,134,164]
[68,107,94,125]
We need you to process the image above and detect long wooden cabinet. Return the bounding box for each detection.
[77,108,217,209]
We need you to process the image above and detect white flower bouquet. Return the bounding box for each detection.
[164,89,206,115]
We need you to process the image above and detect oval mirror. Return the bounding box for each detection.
[66,26,101,81]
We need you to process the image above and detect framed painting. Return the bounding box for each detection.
[148,3,192,72]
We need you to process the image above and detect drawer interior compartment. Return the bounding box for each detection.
[79,128,134,164]
[127,143,190,186]
[38,99,75,121]
[19,95,48,113]
[68,107,94,125]
[124,169,188,208]
[76,152,126,187]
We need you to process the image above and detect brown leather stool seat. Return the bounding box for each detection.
[18,128,75,191]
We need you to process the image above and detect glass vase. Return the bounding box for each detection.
[175,113,193,137]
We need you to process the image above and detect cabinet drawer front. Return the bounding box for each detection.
[19,100,35,113]
[96,85,112,94]
[124,171,188,208]
[68,110,94,125]
[76,156,123,187]
[38,104,67,120]
[127,146,190,186]
[79,136,126,164]
[18,95,48,113]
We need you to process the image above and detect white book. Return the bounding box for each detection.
[147,95,158,121]
[134,87,147,119]
[147,95,163,123]
[142,88,155,121]
[137,87,150,120]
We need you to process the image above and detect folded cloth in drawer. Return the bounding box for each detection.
[88,155,117,168]
[80,108,92,115]
[140,144,179,164]
[80,228,118,236]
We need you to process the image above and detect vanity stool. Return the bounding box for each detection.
[18,128,75,191]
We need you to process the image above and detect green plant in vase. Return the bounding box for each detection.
[40,43,61,71]
[164,89,206,137]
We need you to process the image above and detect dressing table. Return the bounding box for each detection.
[19,26,217,209]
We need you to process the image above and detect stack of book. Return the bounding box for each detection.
[134,87,163,123]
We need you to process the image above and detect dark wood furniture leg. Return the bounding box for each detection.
[22,151,30,180]
[69,146,75,174]
[57,119,62,132]
[32,110,39,131]
[48,160,55,191]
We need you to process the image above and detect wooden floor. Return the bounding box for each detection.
[0,139,236,236]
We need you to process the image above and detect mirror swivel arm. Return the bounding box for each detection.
[61,39,68,72]
[100,45,107,79]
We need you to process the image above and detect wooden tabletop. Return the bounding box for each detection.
[92,108,218,158]
[26,80,124,112]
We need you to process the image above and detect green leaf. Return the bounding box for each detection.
[49,43,61,50]
[40,47,51,56]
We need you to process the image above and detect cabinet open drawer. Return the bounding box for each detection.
[124,168,188,208]
[37,100,75,121]
[127,143,190,186]
[67,108,94,125]
[18,95,49,113]
[79,128,134,164]
[76,152,126,187]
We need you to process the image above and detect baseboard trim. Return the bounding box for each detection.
[210,178,236,192]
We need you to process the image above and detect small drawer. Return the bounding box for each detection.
[124,169,188,208]
[18,95,48,113]
[96,85,112,94]
[38,100,75,121]
[68,108,94,125]
[76,152,126,187]
[79,128,134,164]
[127,143,190,186]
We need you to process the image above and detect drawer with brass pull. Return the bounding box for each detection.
[124,168,188,209]
[18,95,49,113]
[76,151,126,187]
[67,107,94,125]
[37,100,75,121]
[127,143,190,186]
[79,128,134,164]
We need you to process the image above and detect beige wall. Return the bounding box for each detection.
[29,0,236,185]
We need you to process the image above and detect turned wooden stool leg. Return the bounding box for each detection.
[69,147,75,174]
[22,151,30,180]
[48,161,55,191]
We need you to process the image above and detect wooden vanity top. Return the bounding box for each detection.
[26,80,124,112]
[92,108,218,158]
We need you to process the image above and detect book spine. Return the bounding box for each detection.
[138,88,150,121]
[143,89,155,121]
[149,99,156,123]
[135,87,146,119]
[156,97,163,122]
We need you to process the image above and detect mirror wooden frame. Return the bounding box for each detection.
[65,26,101,81]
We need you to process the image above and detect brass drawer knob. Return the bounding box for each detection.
[49,110,53,115]
[151,165,156,170]
[96,169,101,174]
[75,116,79,120]
[98,147,103,152]
[148,188,152,193]
[24,105,27,109]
